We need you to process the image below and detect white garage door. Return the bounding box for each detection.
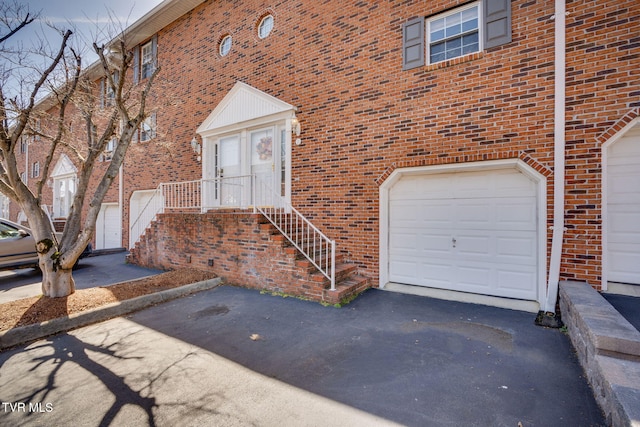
[607,124,640,285]
[129,189,163,248]
[96,204,121,250]
[389,168,538,300]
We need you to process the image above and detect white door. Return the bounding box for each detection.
[607,125,640,285]
[217,135,242,207]
[250,127,276,205]
[96,204,121,250]
[389,168,538,300]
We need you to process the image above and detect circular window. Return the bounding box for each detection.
[219,35,232,56]
[258,15,274,39]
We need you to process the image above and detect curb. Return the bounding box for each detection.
[0,277,222,351]
[559,280,640,427]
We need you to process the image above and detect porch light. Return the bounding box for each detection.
[190,137,201,161]
[291,117,301,136]
[291,117,302,146]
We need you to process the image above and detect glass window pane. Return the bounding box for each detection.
[463,32,479,45]
[445,22,461,38]
[431,29,445,42]
[462,42,479,54]
[462,18,478,33]
[430,52,446,63]
[431,42,445,55]
[445,47,462,60]
[447,37,462,49]
[251,129,273,165]
[430,18,445,41]
[259,15,274,38]
[461,6,478,23]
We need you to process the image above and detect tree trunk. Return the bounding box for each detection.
[41,265,76,298]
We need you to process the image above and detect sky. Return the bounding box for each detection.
[7,0,163,60]
[1,0,163,100]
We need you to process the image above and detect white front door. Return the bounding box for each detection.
[388,168,539,301]
[217,134,242,207]
[203,126,282,209]
[607,124,640,285]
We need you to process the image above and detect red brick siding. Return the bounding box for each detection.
[10,0,639,292]
[128,211,330,299]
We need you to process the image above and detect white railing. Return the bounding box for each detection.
[129,187,164,248]
[254,177,336,290]
[128,175,337,290]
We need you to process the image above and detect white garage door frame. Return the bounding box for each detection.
[602,117,640,294]
[379,159,547,312]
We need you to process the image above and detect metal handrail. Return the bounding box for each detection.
[254,176,336,290]
[128,175,337,291]
[129,187,163,248]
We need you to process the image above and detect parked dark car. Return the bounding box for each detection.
[0,218,92,271]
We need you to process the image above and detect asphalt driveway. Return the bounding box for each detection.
[0,252,161,303]
[0,285,605,426]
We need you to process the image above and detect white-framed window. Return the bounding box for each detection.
[31,161,40,178]
[101,71,119,107]
[428,3,480,64]
[102,137,118,161]
[134,36,157,83]
[219,35,232,56]
[402,0,511,70]
[141,41,154,79]
[258,14,274,39]
[138,113,156,142]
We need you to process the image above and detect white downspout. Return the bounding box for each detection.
[119,164,124,248]
[542,0,567,314]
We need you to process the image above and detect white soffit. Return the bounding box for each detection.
[197,82,296,136]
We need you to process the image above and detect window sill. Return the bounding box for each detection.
[425,51,484,71]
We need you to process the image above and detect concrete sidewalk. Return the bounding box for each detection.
[0,285,605,426]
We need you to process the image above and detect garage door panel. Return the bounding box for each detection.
[607,128,640,285]
[609,211,640,235]
[457,265,491,289]
[608,250,640,283]
[495,199,537,231]
[496,235,537,264]
[456,201,492,229]
[497,269,537,299]
[418,263,456,288]
[388,167,539,301]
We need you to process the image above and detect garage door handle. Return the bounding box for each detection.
[452,237,457,248]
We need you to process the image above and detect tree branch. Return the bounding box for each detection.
[0,11,34,43]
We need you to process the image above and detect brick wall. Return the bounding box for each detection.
[10,0,639,291]
[128,211,329,300]
[563,0,640,287]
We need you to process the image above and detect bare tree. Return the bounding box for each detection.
[0,4,159,297]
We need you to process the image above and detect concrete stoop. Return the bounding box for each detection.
[559,281,640,427]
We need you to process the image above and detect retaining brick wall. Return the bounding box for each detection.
[128,211,329,300]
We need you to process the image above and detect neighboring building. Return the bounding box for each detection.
[7,0,639,310]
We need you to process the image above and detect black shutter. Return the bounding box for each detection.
[402,17,424,70]
[484,0,512,49]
